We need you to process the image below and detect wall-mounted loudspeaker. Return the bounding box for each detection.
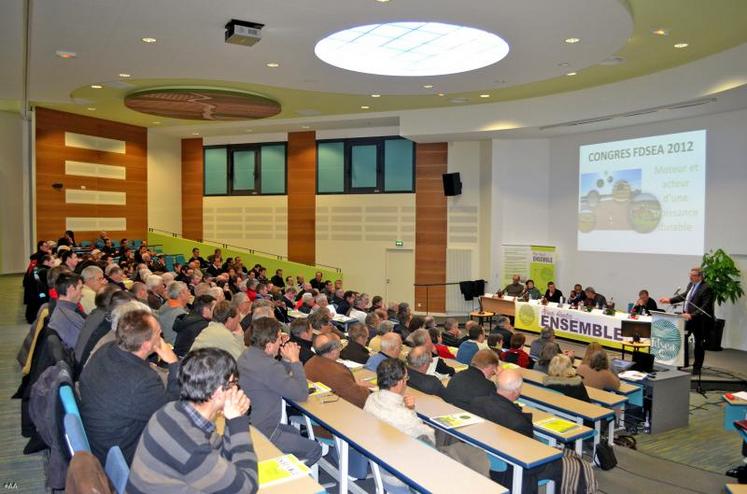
[442,172,462,196]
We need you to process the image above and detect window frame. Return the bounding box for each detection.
[316,136,416,195]
[203,142,288,196]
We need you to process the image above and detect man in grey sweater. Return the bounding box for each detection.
[238,317,322,465]
[156,281,190,344]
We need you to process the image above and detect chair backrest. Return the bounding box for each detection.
[80,240,92,248]
[64,413,91,455]
[20,306,49,375]
[105,446,130,494]
[59,385,81,418]
[164,255,175,272]
[175,254,186,266]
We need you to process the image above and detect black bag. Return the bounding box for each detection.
[594,442,618,470]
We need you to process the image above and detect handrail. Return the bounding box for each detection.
[147,228,341,272]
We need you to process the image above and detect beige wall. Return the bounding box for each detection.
[147,130,182,234]
[0,111,29,273]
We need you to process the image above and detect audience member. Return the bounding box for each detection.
[445,349,500,410]
[47,272,85,350]
[340,322,371,364]
[471,370,562,493]
[577,346,620,391]
[529,327,561,361]
[429,328,456,359]
[305,334,371,408]
[144,274,166,310]
[534,343,560,374]
[441,318,466,348]
[157,281,190,344]
[501,333,533,368]
[75,290,134,371]
[127,348,258,492]
[369,320,394,353]
[406,346,447,398]
[238,318,322,465]
[190,300,245,360]
[79,266,107,314]
[289,317,315,364]
[491,316,513,349]
[73,284,120,363]
[173,295,216,357]
[79,309,179,465]
[455,324,485,365]
[407,328,455,376]
[543,354,590,402]
[364,312,380,340]
[336,291,355,318]
[365,332,402,372]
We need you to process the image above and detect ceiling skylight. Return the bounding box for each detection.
[314,22,509,77]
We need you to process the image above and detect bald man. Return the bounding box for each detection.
[304,334,371,408]
[470,369,562,493]
[364,332,402,372]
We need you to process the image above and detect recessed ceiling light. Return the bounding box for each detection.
[557,62,570,67]
[266,62,279,68]
[118,73,131,78]
[674,43,689,49]
[152,121,161,125]
[564,37,580,44]
[315,22,510,77]
[479,94,490,98]
[566,72,577,76]
[192,132,200,136]
[360,105,370,109]
[371,94,381,98]
[652,28,669,36]
[375,0,391,2]
[423,84,434,89]
[437,93,445,97]
[90,84,103,89]
[86,107,96,111]
[56,50,77,59]
[301,125,311,129]
[141,37,157,43]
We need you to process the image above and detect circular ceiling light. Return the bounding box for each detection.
[315,22,509,77]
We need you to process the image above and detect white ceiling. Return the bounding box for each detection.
[0,0,24,102]
[20,0,631,102]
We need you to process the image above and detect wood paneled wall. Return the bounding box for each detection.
[287,131,316,265]
[35,107,147,243]
[181,138,204,241]
[415,143,448,313]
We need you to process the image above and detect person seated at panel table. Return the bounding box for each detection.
[631,289,658,315]
[522,279,542,300]
[543,354,591,402]
[568,283,585,305]
[470,370,562,494]
[581,286,607,308]
[543,281,564,303]
[502,274,525,297]
[576,343,620,391]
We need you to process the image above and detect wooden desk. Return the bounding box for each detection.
[214,419,325,494]
[726,483,747,493]
[286,394,506,494]
[722,395,747,431]
[620,340,651,359]
[519,383,615,449]
[480,296,516,317]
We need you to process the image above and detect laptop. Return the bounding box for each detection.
[611,358,635,374]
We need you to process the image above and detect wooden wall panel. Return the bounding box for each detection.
[35,107,147,243]
[287,131,316,265]
[181,138,204,240]
[415,143,448,313]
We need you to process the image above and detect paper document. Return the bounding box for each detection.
[731,391,747,401]
[337,359,363,370]
[535,417,580,434]
[258,454,311,487]
[431,413,484,429]
[619,370,648,381]
[307,381,331,395]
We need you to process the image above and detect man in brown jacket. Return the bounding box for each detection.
[304,334,372,408]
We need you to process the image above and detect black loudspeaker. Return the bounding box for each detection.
[442,172,462,196]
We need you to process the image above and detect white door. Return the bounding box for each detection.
[385,249,414,307]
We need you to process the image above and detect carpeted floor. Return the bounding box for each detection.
[0,275,46,493]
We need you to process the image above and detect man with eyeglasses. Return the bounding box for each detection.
[128,348,259,493]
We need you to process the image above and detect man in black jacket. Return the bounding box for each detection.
[470,370,561,494]
[289,318,315,365]
[444,349,499,410]
[441,318,467,348]
[406,346,447,398]
[660,266,715,372]
[173,295,215,357]
[339,323,371,365]
[79,309,180,465]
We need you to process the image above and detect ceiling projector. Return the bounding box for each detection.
[225,19,264,46]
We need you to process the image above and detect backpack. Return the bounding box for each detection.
[594,442,618,470]
[561,449,598,494]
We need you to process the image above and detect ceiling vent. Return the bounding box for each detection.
[225,19,264,47]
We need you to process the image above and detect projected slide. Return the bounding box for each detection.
[578,130,706,255]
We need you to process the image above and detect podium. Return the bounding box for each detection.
[650,312,687,367]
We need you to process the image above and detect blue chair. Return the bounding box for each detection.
[95,240,105,249]
[60,385,81,418]
[154,245,163,253]
[164,255,175,272]
[132,240,143,250]
[487,454,554,493]
[80,240,92,248]
[64,413,91,455]
[175,254,186,266]
[105,446,129,494]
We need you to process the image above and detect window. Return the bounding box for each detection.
[316,137,415,194]
[203,143,286,196]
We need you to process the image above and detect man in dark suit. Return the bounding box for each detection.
[470,370,561,493]
[340,323,371,364]
[405,346,447,398]
[444,349,499,410]
[660,266,714,373]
